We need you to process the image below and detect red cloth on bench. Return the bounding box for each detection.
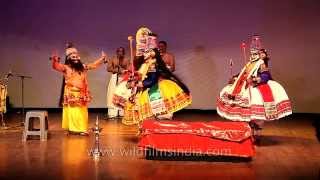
[138,120,255,157]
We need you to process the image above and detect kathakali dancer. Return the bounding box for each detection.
[217,37,292,137]
[113,27,192,125]
[51,43,107,135]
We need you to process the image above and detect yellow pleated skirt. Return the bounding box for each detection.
[122,79,192,125]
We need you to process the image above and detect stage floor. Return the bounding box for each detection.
[0,111,319,179]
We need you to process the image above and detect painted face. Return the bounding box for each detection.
[250,49,259,61]
[144,49,156,60]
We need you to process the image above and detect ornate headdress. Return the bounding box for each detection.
[65,42,78,57]
[250,35,262,52]
[249,35,263,61]
[135,26,158,57]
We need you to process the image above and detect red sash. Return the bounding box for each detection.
[231,72,248,96]
[257,84,274,102]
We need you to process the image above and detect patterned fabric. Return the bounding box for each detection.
[140,120,252,142]
[107,73,123,117]
[231,60,261,96]
[258,84,277,119]
[217,81,292,121]
[62,85,90,132]
[217,58,292,122]
[138,120,255,158]
[63,85,91,106]
[263,102,278,119]
[148,84,167,115]
[112,80,133,108]
[122,79,192,125]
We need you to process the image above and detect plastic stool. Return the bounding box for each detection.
[22,111,48,141]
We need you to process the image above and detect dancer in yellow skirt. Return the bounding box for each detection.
[51,43,107,135]
[113,27,192,125]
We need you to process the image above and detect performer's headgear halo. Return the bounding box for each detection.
[135,26,158,57]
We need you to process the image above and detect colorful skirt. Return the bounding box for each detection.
[217,80,292,122]
[122,79,192,125]
[112,79,133,108]
[62,86,90,132]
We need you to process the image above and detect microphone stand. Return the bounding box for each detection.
[15,74,32,126]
